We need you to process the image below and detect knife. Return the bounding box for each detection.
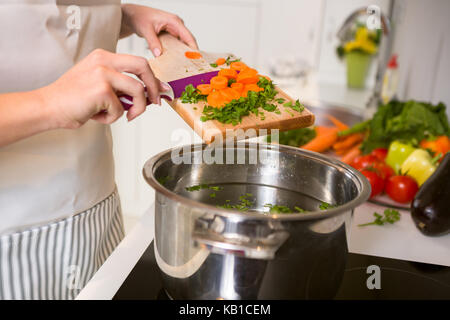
[119,70,219,110]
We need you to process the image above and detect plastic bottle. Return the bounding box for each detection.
[381,54,399,104]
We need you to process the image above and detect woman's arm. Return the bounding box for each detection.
[120,4,198,57]
[0,90,57,146]
[0,49,165,147]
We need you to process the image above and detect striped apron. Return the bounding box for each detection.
[0,190,124,300]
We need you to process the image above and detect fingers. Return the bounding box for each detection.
[104,69,147,121]
[165,18,198,50]
[142,28,163,57]
[93,50,161,106]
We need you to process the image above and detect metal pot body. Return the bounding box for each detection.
[144,143,370,299]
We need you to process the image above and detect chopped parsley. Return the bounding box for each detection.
[157,175,172,186]
[210,63,218,68]
[217,193,254,211]
[358,209,401,227]
[180,84,207,104]
[319,202,336,210]
[225,56,241,66]
[185,184,223,192]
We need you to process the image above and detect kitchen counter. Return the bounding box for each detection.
[76,201,450,300]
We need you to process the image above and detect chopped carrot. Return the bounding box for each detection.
[215,58,226,65]
[185,51,202,59]
[333,133,363,151]
[300,127,339,153]
[207,91,225,108]
[340,144,362,164]
[230,61,248,72]
[241,83,263,97]
[237,68,259,84]
[315,126,337,135]
[327,115,349,131]
[230,82,244,93]
[210,76,228,90]
[218,68,238,79]
[219,87,240,102]
[196,84,212,95]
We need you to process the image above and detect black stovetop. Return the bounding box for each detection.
[114,242,450,300]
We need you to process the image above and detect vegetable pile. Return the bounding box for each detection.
[180,57,304,125]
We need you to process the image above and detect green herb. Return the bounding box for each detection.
[185,184,223,192]
[276,98,286,104]
[210,63,218,68]
[209,193,216,198]
[294,206,306,213]
[217,193,253,211]
[344,100,450,154]
[180,84,207,104]
[157,175,172,186]
[319,202,336,210]
[283,100,304,113]
[266,127,316,147]
[358,209,401,227]
[264,204,293,214]
[225,56,241,66]
[228,78,236,86]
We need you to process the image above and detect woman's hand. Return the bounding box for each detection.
[41,49,166,128]
[121,4,198,57]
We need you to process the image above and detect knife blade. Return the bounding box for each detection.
[119,70,219,110]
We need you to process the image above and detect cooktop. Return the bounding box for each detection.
[113,241,450,300]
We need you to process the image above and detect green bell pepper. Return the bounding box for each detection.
[386,141,416,174]
[401,149,436,186]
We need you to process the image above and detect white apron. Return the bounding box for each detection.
[0,0,124,299]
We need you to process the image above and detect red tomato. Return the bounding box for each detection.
[385,175,419,204]
[371,162,395,180]
[351,155,379,170]
[361,169,385,198]
[371,148,388,162]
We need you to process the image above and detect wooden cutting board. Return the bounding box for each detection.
[149,34,315,144]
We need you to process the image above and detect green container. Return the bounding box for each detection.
[346,51,372,89]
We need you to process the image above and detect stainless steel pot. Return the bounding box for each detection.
[143,143,370,299]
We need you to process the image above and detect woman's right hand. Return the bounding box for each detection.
[40,49,166,129]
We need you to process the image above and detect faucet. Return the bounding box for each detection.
[337,2,397,116]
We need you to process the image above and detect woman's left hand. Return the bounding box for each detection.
[121,4,198,57]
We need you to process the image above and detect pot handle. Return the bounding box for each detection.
[192,216,289,260]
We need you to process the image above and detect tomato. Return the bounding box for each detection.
[351,155,379,170]
[371,148,388,162]
[385,175,419,204]
[371,162,395,180]
[361,169,385,198]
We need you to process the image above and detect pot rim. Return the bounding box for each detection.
[143,143,371,222]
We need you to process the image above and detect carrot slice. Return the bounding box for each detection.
[230,61,248,72]
[230,82,244,93]
[220,87,240,102]
[327,115,349,131]
[210,76,228,90]
[185,51,202,59]
[196,84,212,95]
[218,68,238,79]
[215,58,226,65]
[241,84,263,97]
[237,68,259,84]
[207,91,225,108]
[300,127,339,153]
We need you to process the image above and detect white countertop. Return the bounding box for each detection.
[76,201,450,300]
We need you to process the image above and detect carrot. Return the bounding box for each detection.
[340,144,362,164]
[210,76,228,90]
[218,68,238,79]
[315,126,337,135]
[300,127,339,153]
[236,68,258,84]
[327,115,349,131]
[215,57,226,65]
[196,84,212,95]
[185,51,202,59]
[230,82,244,93]
[333,133,363,151]
[207,91,225,108]
[219,87,240,102]
[241,83,263,97]
[230,61,248,72]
